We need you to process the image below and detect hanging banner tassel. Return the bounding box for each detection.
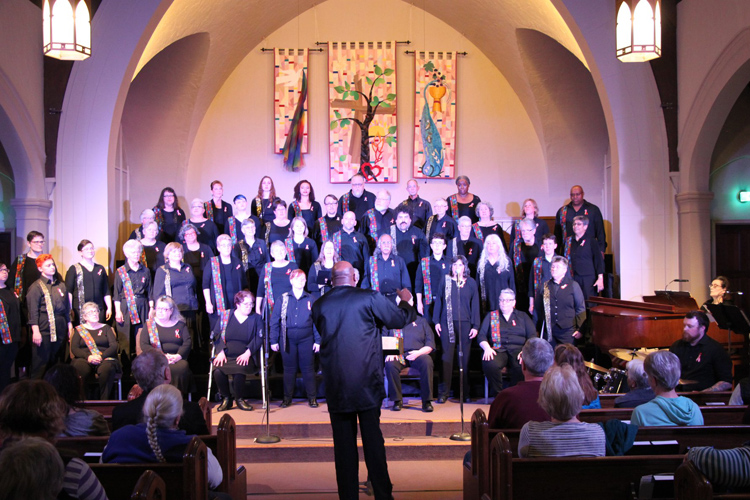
[283,70,307,171]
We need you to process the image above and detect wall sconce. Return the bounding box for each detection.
[616,0,661,62]
[739,190,750,203]
[43,0,91,61]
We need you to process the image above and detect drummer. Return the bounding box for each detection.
[669,310,732,392]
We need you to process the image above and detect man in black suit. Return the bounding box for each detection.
[111,350,208,434]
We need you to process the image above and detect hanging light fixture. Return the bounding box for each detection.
[43,0,91,61]
[616,0,661,62]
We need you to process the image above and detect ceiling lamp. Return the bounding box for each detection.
[43,0,91,61]
[616,0,661,62]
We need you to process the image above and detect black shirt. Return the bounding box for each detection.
[157,208,186,243]
[335,230,370,278]
[26,277,71,335]
[205,199,233,236]
[250,197,276,224]
[425,214,457,241]
[233,239,270,294]
[476,309,536,352]
[432,276,481,331]
[337,189,376,221]
[71,325,118,359]
[64,263,110,315]
[140,320,191,358]
[670,334,733,391]
[257,262,299,310]
[182,243,214,289]
[385,316,435,352]
[312,215,342,248]
[213,311,263,358]
[401,197,433,230]
[288,201,322,230]
[202,257,247,311]
[191,220,220,254]
[266,221,291,246]
[270,291,320,345]
[0,288,21,342]
[152,264,198,311]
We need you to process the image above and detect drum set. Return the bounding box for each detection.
[585,348,696,394]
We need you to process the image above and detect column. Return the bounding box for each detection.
[676,191,713,304]
[10,198,52,255]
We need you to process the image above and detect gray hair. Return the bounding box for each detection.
[143,385,183,463]
[551,255,569,267]
[80,301,100,319]
[478,234,511,273]
[457,216,472,228]
[140,209,156,222]
[154,295,185,324]
[644,351,681,391]
[132,350,169,392]
[178,223,200,242]
[499,288,516,300]
[269,240,288,260]
[123,239,143,255]
[522,338,554,377]
[626,359,650,390]
[475,201,494,219]
[518,218,536,231]
[538,364,584,421]
[573,215,589,226]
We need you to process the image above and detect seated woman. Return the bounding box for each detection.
[70,301,121,400]
[212,291,262,412]
[153,242,199,349]
[0,379,108,500]
[102,384,223,492]
[519,364,606,457]
[553,344,601,409]
[631,351,704,426]
[704,275,732,307]
[139,296,192,397]
[44,363,110,437]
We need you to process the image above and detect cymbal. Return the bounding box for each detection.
[679,379,698,386]
[609,348,647,361]
[584,360,608,373]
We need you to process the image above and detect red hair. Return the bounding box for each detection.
[35,254,54,269]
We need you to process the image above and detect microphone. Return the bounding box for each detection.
[673,279,690,282]
[664,278,690,291]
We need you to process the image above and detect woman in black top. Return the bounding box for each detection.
[266,198,291,246]
[285,217,319,277]
[180,223,214,350]
[153,242,199,350]
[70,302,120,399]
[234,218,269,294]
[154,187,186,243]
[203,235,247,335]
[307,240,339,301]
[139,296,192,396]
[139,221,166,281]
[256,240,298,316]
[447,175,482,223]
[212,290,262,412]
[65,239,111,325]
[432,255,481,403]
[251,176,277,224]
[0,261,21,393]
[188,198,220,254]
[114,240,151,360]
[287,180,322,229]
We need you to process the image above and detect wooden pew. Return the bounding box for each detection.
[79,396,212,430]
[598,391,733,408]
[90,436,208,500]
[578,405,748,425]
[465,408,750,500]
[57,414,245,500]
[675,460,750,500]
[485,432,685,500]
[131,470,167,500]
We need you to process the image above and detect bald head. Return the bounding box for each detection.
[332,261,357,287]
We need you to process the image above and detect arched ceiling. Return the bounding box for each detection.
[131,0,591,161]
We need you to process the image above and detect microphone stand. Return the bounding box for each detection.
[450,277,470,442]
[256,295,280,444]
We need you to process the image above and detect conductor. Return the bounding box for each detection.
[312,261,416,500]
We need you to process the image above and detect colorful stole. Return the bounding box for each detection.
[265,222,271,246]
[425,215,436,238]
[135,227,143,241]
[290,201,302,217]
[532,257,544,298]
[138,247,148,267]
[478,260,488,312]
[117,266,141,324]
[284,238,296,263]
[341,192,350,213]
[543,281,553,341]
[445,278,456,343]
[420,258,433,305]
[13,254,25,298]
[471,223,484,242]
[280,293,290,352]
[153,207,163,232]
[162,265,172,296]
[448,195,459,221]
[391,328,405,364]
[451,238,459,260]
[318,218,330,242]
[227,217,238,246]
[333,231,342,256]
[490,310,501,348]
[264,262,275,313]
[512,235,522,268]
[38,280,57,342]
[146,319,162,350]
[560,206,569,242]
[210,257,230,332]
[369,256,380,291]
[204,201,215,222]
[0,299,11,344]
[76,325,102,358]
[255,197,263,217]
[513,220,521,243]
[74,264,86,317]
[564,237,573,276]
[238,240,250,271]
[366,210,379,241]
[389,226,399,256]
[312,263,329,297]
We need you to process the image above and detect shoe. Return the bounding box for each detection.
[391,400,403,411]
[280,398,292,408]
[308,398,319,408]
[422,401,434,413]
[217,397,233,412]
[436,396,448,404]
[237,399,254,411]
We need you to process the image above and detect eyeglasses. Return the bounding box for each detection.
[155,306,173,312]
[325,201,337,206]
[499,299,515,303]
[31,239,45,244]
[709,284,723,289]
[0,268,8,273]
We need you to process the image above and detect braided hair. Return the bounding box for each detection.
[142,385,183,463]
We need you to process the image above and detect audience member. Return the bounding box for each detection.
[554,344,600,409]
[44,363,109,437]
[614,359,656,408]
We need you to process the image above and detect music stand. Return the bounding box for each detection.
[704,303,750,355]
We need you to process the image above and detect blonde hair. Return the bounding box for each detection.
[143,385,183,463]
[164,242,182,261]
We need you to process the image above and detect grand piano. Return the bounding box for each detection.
[588,295,733,353]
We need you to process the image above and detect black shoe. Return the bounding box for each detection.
[217,397,233,412]
[436,396,447,404]
[391,400,403,411]
[422,401,434,413]
[308,398,319,408]
[237,399,254,411]
[280,398,292,408]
